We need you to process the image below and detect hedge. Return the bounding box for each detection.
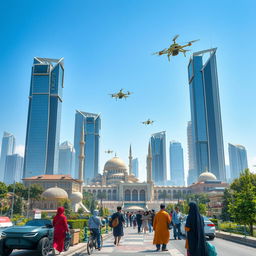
[68,219,88,229]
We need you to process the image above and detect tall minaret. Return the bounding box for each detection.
[129,144,133,175]
[78,124,85,186]
[147,142,152,183]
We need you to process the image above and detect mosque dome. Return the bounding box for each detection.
[198,172,217,183]
[70,192,83,204]
[42,187,68,200]
[104,157,128,171]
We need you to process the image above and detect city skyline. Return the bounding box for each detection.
[1,1,256,183]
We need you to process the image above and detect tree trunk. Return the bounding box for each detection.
[250,223,253,236]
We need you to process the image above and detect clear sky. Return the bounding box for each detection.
[1,0,256,182]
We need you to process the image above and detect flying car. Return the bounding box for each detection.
[153,35,199,61]
[105,150,114,154]
[110,89,133,100]
[142,119,154,125]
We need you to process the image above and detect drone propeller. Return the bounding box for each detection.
[172,34,179,42]
[188,39,200,44]
[127,91,133,95]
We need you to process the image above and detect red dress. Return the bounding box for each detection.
[53,207,69,252]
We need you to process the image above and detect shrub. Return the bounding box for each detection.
[68,219,88,229]
[209,218,218,227]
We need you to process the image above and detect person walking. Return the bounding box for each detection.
[132,213,137,229]
[129,212,133,227]
[185,202,208,256]
[141,211,150,234]
[148,210,153,233]
[88,210,103,250]
[136,211,143,233]
[172,207,182,240]
[52,207,69,255]
[111,206,125,246]
[153,204,171,251]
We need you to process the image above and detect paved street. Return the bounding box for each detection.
[10,227,256,256]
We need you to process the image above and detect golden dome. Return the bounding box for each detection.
[104,157,127,171]
[42,187,68,200]
[198,172,217,182]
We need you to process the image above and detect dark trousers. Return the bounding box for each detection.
[91,228,101,248]
[156,244,167,250]
[173,223,181,239]
[137,222,142,233]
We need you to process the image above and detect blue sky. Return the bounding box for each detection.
[1,0,256,181]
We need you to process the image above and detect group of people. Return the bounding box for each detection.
[124,210,155,233]
[52,201,210,256]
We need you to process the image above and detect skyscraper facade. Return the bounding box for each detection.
[74,111,101,183]
[58,141,75,177]
[4,154,23,185]
[150,131,167,185]
[187,121,197,185]
[169,141,185,186]
[188,49,226,181]
[23,58,64,178]
[228,143,248,181]
[0,132,15,182]
[132,158,139,178]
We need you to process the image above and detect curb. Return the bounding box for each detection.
[216,231,256,248]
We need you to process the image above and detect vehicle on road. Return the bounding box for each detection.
[0,217,13,238]
[180,216,216,240]
[0,219,71,256]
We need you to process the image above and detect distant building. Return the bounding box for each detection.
[4,154,23,185]
[187,121,197,185]
[58,141,75,176]
[169,141,185,186]
[150,131,167,185]
[188,49,226,181]
[225,165,231,183]
[0,132,15,182]
[228,143,248,181]
[23,57,64,178]
[74,111,101,183]
[132,158,139,178]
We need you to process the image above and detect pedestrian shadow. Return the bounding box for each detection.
[137,249,158,253]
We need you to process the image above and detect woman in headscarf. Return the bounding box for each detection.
[185,202,208,256]
[53,207,69,255]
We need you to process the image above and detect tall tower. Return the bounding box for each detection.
[79,125,85,185]
[129,144,133,175]
[188,49,226,181]
[23,57,64,178]
[74,111,101,183]
[147,142,152,183]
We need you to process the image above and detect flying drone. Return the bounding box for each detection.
[105,149,114,154]
[142,119,154,125]
[110,89,133,100]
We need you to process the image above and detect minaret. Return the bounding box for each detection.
[147,142,152,183]
[129,144,133,175]
[78,124,85,186]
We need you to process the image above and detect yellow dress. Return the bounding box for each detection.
[153,210,171,245]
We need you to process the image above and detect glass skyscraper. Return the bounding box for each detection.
[23,57,64,178]
[228,143,248,181]
[0,132,15,182]
[132,158,139,178]
[169,141,185,186]
[150,131,167,185]
[58,141,75,177]
[188,49,226,181]
[4,154,23,185]
[74,111,101,183]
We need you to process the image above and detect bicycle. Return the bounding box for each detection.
[87,229,103,255]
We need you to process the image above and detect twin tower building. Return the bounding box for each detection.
[23,57,100,183]
[23,49,227,185]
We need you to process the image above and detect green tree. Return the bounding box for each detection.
[62,199,72,217]
[8,183,26,198]
[13,196,23,215]
[27,184,43,209]
[83,192,98,213]
[228,169,256,236]
[220,188,232,221]
[0,182,8,198]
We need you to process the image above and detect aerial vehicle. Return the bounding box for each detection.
[142,119,154,125]
[153,35,199,61]
[109,89,133,100]
[105,150,114,154]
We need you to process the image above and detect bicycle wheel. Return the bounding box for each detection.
[100,235,103,247]
[87,239,94,255]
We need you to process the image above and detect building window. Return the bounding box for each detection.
[124,190,131,201]
[139,190,146,201]
[132,190,138,201]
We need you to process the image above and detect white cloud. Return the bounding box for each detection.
[15,145,25,157]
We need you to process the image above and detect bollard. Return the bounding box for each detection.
[84,225,88,242]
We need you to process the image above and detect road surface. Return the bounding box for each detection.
[10,227,256,255]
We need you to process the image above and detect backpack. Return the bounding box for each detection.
[109,214,119,228]
[206,241,217,256]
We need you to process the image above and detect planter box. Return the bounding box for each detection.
[70,229,80,245]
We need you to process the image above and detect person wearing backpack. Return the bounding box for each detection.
[110,206,125,246]
[185,202,209,256]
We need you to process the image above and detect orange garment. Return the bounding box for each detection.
[185,227,190,249]
[153,210,171,245]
